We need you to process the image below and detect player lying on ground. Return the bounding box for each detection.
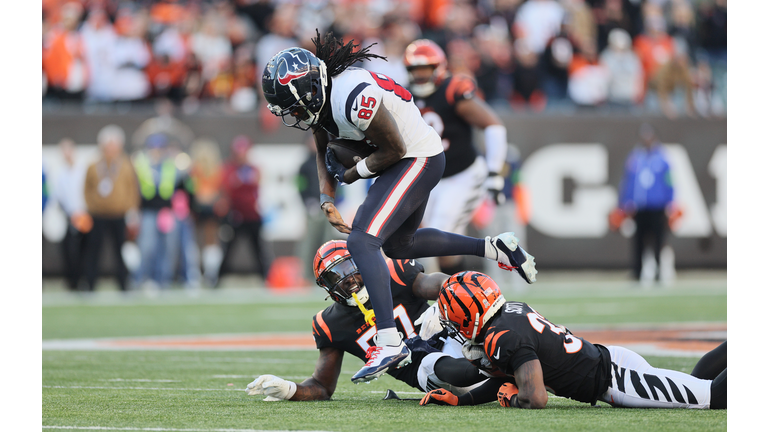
[245,240,490,401]
[261,30,537,384]
[418,271,727,409]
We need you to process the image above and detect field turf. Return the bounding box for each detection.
[42,273,727,431]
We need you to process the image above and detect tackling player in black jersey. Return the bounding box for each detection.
[245,241,488,401]
[419,271,726,410]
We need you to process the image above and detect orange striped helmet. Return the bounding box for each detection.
[437,271,506,343]
[404,39,448,97]
[313,240,368,307]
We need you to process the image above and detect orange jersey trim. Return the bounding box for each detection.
[445,75,476,105]
[386,258,407,286]
[486,329,510,359]
[313,311,332,342]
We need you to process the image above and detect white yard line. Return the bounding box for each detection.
[43,386,243,392]
[100,379,179,383]
[43,426,331,432]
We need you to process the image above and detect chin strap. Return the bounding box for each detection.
[352,292,376,327]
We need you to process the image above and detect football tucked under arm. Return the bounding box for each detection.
[326,139,378,169]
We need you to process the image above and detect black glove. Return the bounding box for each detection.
[325,148,347,183]
[485,172,506,205]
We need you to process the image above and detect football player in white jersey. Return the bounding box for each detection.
[261,31,538,384]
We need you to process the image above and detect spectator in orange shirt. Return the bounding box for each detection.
[188,138,224,287]
[43,1,87,100]
[150,0,186,26]
[633,14,674,97]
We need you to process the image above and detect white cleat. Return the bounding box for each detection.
[351,340,412,384]
[489,232,538,284]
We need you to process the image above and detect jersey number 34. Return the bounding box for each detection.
[527,310,583,354]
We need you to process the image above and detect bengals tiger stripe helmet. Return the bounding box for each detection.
[313,240,369,307]
[437,271,506,343]
[403,39,448,97]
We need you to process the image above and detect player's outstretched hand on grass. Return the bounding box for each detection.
[245,374,297,400]
[419,389,459,406]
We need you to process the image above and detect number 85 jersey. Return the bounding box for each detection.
[325,67,443,159]
[481,301,612,404]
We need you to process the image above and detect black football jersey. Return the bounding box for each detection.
[311,258,431,388]
[412,75,478,178]
[481,302,612,404]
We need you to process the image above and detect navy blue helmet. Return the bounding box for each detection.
[262,48,328,131]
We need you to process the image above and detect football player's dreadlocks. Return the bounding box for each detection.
[311,30,387,128]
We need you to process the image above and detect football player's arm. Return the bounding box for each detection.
[314,129,351,234]
[339,104,406,184]
[454,95,508,204]
[454,95,503,130]
[292,347,345,401]
[451,360,546,408]
[452,377,512,405]
[509,359,548,409]
[411,271,449,301]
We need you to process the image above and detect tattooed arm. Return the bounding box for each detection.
[511,359,548,409]
[290,347,344,401]
[449,360,547,408]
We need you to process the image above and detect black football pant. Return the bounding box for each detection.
[632,209,668,280]
[347,154,486,331]
[219,219,272,281]
[62,222,87,290]
[693,341,727,409]
[83,216,128,291]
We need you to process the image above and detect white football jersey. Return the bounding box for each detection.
[328,68,443,159]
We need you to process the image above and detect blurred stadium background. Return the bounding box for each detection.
[42,0,727,290]
[40,0,727,429]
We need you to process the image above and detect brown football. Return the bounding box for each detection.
[327,139,378,169]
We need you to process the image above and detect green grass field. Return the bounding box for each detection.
[42,272,727,431]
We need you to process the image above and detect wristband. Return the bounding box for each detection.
[484,124,507,174]
[320,194,335,208]
[286,381,297,400]
[510,394,521,408]
[356,158,376,178]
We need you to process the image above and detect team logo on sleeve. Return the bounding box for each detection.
[277,51,310,85]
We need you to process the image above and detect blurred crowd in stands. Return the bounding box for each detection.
[43,0,727,120]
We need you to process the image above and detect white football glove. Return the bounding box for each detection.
[414,303,443,340]
[245,374,297,401]
[461,340,486,362]
[485,173,506,205]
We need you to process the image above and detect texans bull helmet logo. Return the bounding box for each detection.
[277,51,311,85]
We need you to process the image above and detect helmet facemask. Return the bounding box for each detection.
[263,48,329,131]
[403,39,448,98]
[316,258,369,307]
[406,65,440,98]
